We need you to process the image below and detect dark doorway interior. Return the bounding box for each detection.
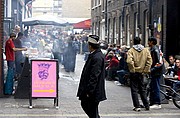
[166,0,180,57]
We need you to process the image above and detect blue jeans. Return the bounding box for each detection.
[149,76,161,105]
[4,61,15,95]
[173,81,180,91]
[117,70,129,85]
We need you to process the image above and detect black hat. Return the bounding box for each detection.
[88,35,99,44]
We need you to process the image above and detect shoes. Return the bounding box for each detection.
[150,104,161,109]
[145,106,150,110]
[106,77,113,81]
[133,107,141,112]
[114,81,122,86]
[140,105,145,108]
[140,105,149,110]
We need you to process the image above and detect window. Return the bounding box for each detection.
[119,16,123,45]
[113,17,117,44]
[126,15,130,46]
[134,12,138,37]
[102,0,105,11]
[144,10,149,47]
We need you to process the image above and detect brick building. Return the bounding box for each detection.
[0,0,32,96]
[91,0,180,57]
[0,0,4,96]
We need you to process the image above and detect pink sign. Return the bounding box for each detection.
[31,60,57,97]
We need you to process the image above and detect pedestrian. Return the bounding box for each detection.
[14,25,21,37]
[4,32,27,95]
[148,37,163,109]
[173,58,180,91]
[63,36,77,72]
[83,40,89,62]
[77,35,107,118]
[126,37,152,111]
[166,55,176,76]
[13,32,25,77]
[52,36,61,62]
[105,51,119,81]
[117,49,129,86]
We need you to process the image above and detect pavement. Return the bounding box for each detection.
[0,54,180,118]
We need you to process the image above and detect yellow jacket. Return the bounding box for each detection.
[126,45,152,73]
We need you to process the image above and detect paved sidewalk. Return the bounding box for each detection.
[0,54,179,118]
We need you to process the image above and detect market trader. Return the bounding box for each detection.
[4,32,27,95]
[77,35,107,118]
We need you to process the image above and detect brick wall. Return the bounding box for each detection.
[0,0,4,96]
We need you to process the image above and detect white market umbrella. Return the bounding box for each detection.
[22,14,67,26]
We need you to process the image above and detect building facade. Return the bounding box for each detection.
[3,0,32,35]
[62,0,91,18]
[91,0,180,58]
[92,0,150,45]
[32,0,91,18]
[0,0,4,96]
[32,0,62,17]
[0,0,32,96]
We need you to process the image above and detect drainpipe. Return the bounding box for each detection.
[138,0,141,36]
[149,0,153,36]
[161,5,164,54]
[105,0,108,41]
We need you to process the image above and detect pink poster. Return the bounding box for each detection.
[31,60,57,97]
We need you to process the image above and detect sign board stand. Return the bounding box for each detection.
[29,59,59,109]
[14,56,30,99]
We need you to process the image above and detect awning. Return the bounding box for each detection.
[73,19,91,30]
[22,14,67,26]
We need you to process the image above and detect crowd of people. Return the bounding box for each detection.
[102,36,180,111]
[3,25,93,95]
[3,25,180,117]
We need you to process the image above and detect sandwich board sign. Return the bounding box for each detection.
[29,59,59,109]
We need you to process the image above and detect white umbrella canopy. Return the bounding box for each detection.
[22,14,67,26]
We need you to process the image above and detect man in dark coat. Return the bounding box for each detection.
[77,35,107,118]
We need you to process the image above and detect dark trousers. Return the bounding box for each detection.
[81,100,100,118]
[130,73,149,108]
[149,76,161,105]
[15,56,24,75]
[107,67,118,80]
[117,70,129,85]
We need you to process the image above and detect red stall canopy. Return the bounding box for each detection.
[73,19,91,30]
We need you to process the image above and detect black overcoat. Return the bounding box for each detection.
[77,48,107,102]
